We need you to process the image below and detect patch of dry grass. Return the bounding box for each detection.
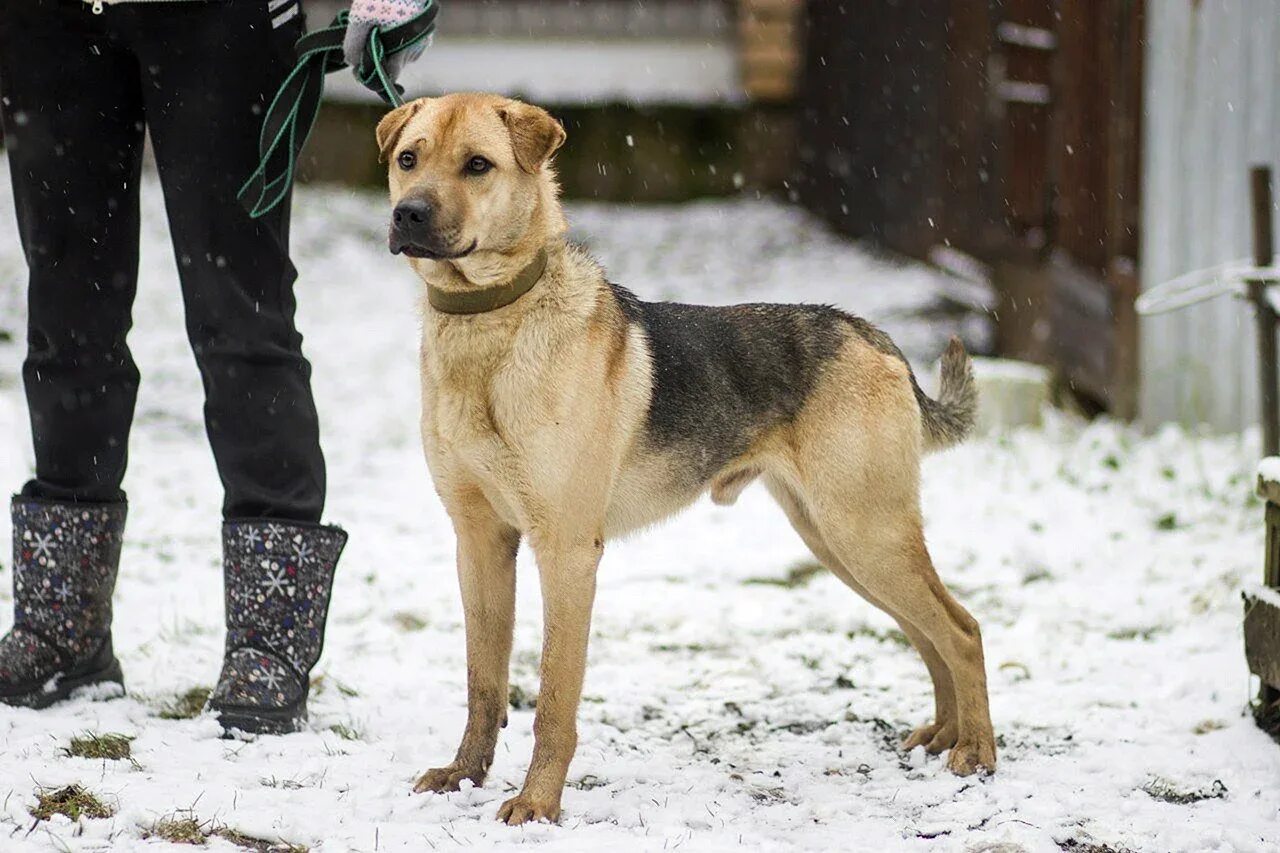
[743,559,825,589]
[158,686,212,720]
[146,813,208,844]
[30,785,114,821]
[65,732,134,761]
[216,828,309,853]
[145,811,309,852]
[327,721,363,741]
[1141,777,1227,804]
[391,611,428,631]
[1058,840,1137,853]
[509,684,538,710]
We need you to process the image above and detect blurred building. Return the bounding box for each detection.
[797,0,1280,430]
[306,0,801,198]
[307,0,1280,429]
[2,1,1267,429]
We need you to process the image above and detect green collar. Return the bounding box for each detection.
[427,249,548,315]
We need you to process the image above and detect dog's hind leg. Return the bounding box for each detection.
[809,494,995,776]
[415,492,520,795]
[765,477,959,755]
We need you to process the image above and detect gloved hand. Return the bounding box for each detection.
[343,0,433,84]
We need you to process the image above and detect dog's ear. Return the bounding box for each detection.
[376,100,423,163]
[498,101,566,173]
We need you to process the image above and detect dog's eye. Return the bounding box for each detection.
[397,150,417,171]
[465,156,493,175]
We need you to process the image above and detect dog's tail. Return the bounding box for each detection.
[914,336,977,453]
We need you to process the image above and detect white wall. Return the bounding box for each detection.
[1141,0,1280,430]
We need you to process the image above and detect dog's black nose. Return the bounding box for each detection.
[393,198,433,228]
[389,197,440,256]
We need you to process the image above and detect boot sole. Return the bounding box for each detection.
[0,657,125,710]
[215,701,307,737]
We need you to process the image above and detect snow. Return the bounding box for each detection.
[1258,456,1280,487]
[968,359,1051,433]
[971,358,1052,384]
[1246,583,1280,610]
[0,168,1278,852]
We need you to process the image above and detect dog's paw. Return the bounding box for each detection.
[903,720,958,755]
[945,739,997,777]
[496,791,561,825]
[413,763,486,794]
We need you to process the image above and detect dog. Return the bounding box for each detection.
[377,92,996,825]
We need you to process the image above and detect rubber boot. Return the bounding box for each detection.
[0,498,126,708]
[209,520,347,735]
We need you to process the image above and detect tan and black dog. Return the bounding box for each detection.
[377,92,996,825]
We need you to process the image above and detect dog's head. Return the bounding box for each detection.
[377,93,566,266]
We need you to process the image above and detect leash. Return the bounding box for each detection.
[238,4,439,219]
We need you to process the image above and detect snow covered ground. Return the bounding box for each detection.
[0,170,1276,852]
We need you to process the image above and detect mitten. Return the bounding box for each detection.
[343,0,432,84]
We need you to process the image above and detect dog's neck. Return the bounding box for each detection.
[425,248,549,315]
[412,183,566,312]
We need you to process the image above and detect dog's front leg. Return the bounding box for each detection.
[415,499,519,794]
[496,529,602,825]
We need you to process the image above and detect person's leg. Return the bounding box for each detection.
[0,0,144,706]
[122,2,344,733]
[129,2,324,523]
[2,1,145,504]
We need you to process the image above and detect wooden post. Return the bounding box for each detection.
[1249,166,1278,457]
[1249,165,1280,715]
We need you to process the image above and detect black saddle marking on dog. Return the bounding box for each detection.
[610,284,904,483]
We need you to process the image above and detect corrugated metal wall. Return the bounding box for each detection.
[1141,0,1280,430]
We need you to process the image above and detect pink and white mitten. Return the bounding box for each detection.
[343,0,432,83]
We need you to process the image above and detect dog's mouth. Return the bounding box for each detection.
[390,238,478,260]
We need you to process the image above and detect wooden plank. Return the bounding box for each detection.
[1245,593,1280,690]
[738,0,800,102]
[1051,1,1108,270]
[794,0,956,255]
[1109,258,1140,419]
[1257,474,1280,507]
[740,48,800,72]
[939,0,1004,257]
[739,18,795,46]
[1000,0,1055,235]
[1269,501,1280,589]
[1104,1,1143,419]
[1049,251,1113,406]
[740,0,798,16]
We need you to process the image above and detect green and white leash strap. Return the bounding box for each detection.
[238,3,439,219]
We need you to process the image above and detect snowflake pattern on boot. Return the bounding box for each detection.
[0,499,126,688]
[212,521,347,718]
[0,627,63,686]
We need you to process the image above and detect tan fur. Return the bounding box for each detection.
[384,93,996,826]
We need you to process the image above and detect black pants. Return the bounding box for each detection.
[0,0,326,522]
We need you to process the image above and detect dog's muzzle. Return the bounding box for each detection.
[388,198,475,260]
[389,197,436,257]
